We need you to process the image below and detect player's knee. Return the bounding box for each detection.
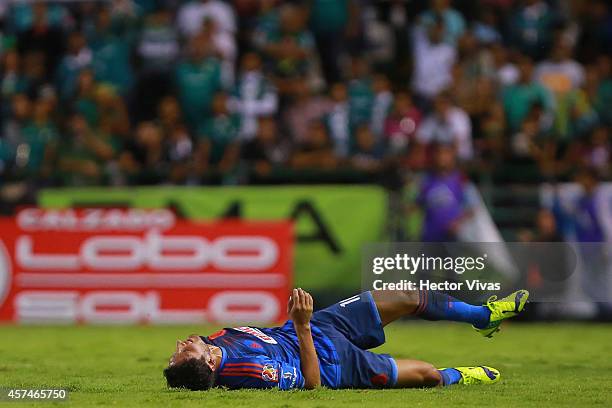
[420,364,441,387]
[398,290,419,311]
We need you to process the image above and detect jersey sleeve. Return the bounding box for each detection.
[217,356,304,391]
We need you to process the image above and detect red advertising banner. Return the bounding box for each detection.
[0,208,293,324]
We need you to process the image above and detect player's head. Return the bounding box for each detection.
[163,335,217,390]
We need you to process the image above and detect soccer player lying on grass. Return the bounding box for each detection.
[164,288,529,391]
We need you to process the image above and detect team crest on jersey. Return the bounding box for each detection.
[261,364,278,382]
[282,367,298,388]
[233,327,278,344]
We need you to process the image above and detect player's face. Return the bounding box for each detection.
[169,335,213,368]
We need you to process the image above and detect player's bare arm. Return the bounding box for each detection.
[288,288,321,389]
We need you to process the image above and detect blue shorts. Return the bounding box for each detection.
[311,292,398,389]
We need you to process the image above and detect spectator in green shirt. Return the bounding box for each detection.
[19,98,58,181]
[58,113,119,186]
[194,92,241,183]
[1,93,31,179]
[1,51,29,109]
[347,56,375,130]
[87,6,134,96]
[502,54,554,133]
[260,4,316,91]
[535,40,596,142]
[2,92,30,142]
[253,0,281,50]
[175,38,222,131]
[509,0,557,60]
[134,8,180,120]
[73,69,99,127]
[308,0,358,84]
[1,50,28,131]
[95,83,131,141]
[54,32,92,102]
[0,137,11,177]
[418,0,466,46]
[594,56,612,126]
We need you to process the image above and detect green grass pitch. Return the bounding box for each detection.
[1,322,611,407]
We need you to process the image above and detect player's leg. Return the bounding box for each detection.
[370,290,419,326]
[393,359,441,388]
[371,289,490,328]
[311,288,528,353]
[393,359,501,388]
[371,289,529,337]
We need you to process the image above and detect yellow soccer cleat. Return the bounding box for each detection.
[475,290,529,338]
[453,366,501,385]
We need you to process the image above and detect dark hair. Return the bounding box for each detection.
[163,358,216,391]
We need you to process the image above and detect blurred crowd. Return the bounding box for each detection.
[0,0,611,191]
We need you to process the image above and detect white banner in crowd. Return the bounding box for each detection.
[540,183,612,318]
[457,183,520,282]
[454,182,612,317]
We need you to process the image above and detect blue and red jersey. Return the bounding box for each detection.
[202,292,398,390]
[202,322,340,390]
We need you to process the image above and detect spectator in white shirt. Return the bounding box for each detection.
[177,0,236,38]
[370,74,394,140]
[326,83,351,158]
[416,92,473,161]
[230,52,278,141]
[535,38,585,95]
[491,43,520,87]
[411,18,457,101]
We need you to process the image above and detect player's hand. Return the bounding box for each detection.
[288,288,313,326]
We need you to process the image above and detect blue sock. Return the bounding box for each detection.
[438,368,462,386]
[415,290,491,329]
